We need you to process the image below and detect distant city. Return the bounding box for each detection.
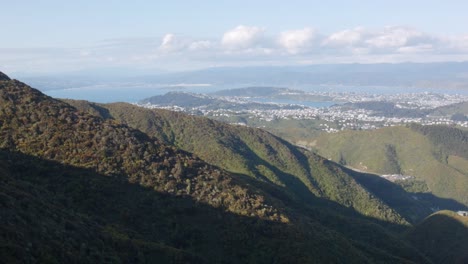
[137,88,468,133]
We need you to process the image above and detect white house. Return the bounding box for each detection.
[457,211,468,217]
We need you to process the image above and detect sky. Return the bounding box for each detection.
[2,0,468,75]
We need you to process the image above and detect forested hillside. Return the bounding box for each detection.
[310,125,468,207]
[406,210,468,264]
[0,73,430,263]
[65,100,437,224]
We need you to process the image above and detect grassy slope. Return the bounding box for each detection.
[406,210,468,264]
[64,100,436,225]
[0,76,429,263]
[430,101,468,116]
[311,126,468,207]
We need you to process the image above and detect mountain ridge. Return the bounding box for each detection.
[406,210,468,264]
[310,125,468,207]
[65,99,439,225]
[0,72,431,262]
[0,78,290,223]
[0,72,10,81]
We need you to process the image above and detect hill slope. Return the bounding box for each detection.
[406,210,468,264]
[430,101,468,117]
[65,100,437,224]
[310,125,468,207]
[138,91,301,112]
[0,73,429,263]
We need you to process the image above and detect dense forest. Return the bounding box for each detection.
[65,99,436,224]
[1,72,466,263]
[311,125,468,207]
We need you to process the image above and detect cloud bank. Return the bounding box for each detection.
[278,28,318,54]
[3,25,468,73]
[221,25,265,50]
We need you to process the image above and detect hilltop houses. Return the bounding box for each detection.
[457,211,468,217]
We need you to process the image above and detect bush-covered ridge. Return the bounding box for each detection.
[65,100,424,225]
[1,148,429,264]
[0,71,10,81]
[0,79,286,222]
[406,210,468,264]
[311,125,468,207]
[409,123,468,159]
[0,73,431,263]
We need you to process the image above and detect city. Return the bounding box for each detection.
[137,89,468,132]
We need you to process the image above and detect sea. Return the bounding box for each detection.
[43,83,468,106]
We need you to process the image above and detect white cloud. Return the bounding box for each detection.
[79,50,91,57]
[397,44,434,53]
[161,34,175,47]
[365,26,434,51]
[278,28,317,54]
[322,26,440,56]
[159,34,188,53]
[221,25,265,50]
[448,35,468,52]
[4,25,468,73]
[188,40,214,51]
[323,27,364,47]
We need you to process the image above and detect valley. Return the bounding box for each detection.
[1,72,467,263]
[133,87,468,208]
[4,2,468,263]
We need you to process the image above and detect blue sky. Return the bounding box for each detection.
[2,0,468,74]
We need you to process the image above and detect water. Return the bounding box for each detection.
[44,85,229,103]
[44,83,468,103]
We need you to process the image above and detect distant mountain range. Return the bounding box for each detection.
[131,62,468,88]
[15,61,468,92]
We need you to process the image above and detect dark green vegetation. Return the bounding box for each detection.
[340,101,429,118]
[66,99,434,225]
[0,72,9,81]
[7,148,423,264]
[0,74,436,263]
[310,125,468,207]
[431,101,468,118]
[409,124,468,160]
[406,210,468,264]
[339,99,468,120]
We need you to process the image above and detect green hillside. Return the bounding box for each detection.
[430,101,468,117]
[0,74,430,263]
[64,100,437,224]
[310,125,468,207]
[2,149,430,263]
[406,210,468,264]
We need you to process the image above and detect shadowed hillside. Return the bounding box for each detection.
[4,149,414,264]
[0,72,10,81]
[406,210,468,264]
[310,125,468,207]
[64,100,439,225]
[0,73,430,263]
